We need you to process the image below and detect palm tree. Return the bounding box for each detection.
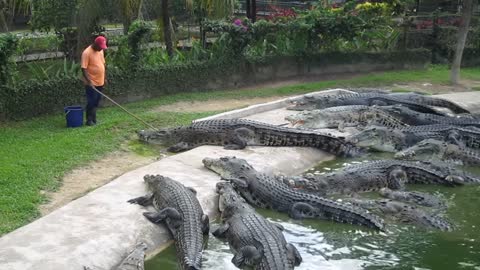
[120,0,144,34]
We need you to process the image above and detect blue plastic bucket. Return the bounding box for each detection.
[64,106,84,128]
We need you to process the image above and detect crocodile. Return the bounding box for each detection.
[285,160,479,194]
[395,139,480,165]
[287,92,467,115]
[347,124,480,152]
[128,175,209,270]
[285,105,408,131]
[214,182,302,270]
[138,119,363,157]
[84,243,147,270]
[379,188,446,208]
[348,198,453,231]
[202,156,385,231]
[382,105,480,127]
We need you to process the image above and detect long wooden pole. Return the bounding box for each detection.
[91,86,159,131]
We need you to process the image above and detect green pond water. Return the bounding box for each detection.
[145,155,480,270]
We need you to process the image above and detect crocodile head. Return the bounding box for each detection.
[137,128,178,145]
[216,182,251,219]
[395,139,446,160]
[287,95,321,111]
[203,156,256,183]
[347,126,403,152]
[285,110,329,128]
[143,174,171,190]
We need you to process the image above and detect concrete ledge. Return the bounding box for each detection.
[435,91,480,114]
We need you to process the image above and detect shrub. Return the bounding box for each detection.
[0,34,19,86]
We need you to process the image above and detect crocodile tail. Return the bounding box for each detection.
[318,199,385,230]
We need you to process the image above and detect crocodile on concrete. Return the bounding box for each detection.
[128,175,209,270]
[285,160,478,194]
[285,105,409,131]
[348,198,453,231]
[214,182,302,270]
[379,188,446,208]
[287,92,467,115]
[138,119,363,157]
[348,124,480,152]
[381,105,480,127]
[202,156,385,231]
[394,139,480,165]
[84,243,147,270]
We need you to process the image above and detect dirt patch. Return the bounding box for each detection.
[153,96,288,113]
[391,79,480,94]
[39,150,156,216]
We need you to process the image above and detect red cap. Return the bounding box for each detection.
[94,36,108,50]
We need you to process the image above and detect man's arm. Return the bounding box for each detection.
[81,68,93,87]
[81,49,92,86]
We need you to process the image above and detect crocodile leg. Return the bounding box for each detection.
[290,202,318,219]
[286,243,303,266]
[222,177,249,188]
[127,193,154,206]
[212,223,230,239]
[224,127,253,150]
[143,208,183,226]
[387,168,408,190]
[202,214,210,235]
[231,246,262,268]
[167,142,195,152]
[446,130,466,147]
[187,187,197,195]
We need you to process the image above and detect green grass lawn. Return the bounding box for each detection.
[1,65,479,236]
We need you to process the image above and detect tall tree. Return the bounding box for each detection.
[0,0,31,31]
[451,0,478,84]
[120,0,144,34]
[161,0,173,57]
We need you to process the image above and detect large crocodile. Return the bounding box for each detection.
[382,105,480,127]
[285,105,408,131]
[202,156,385,230]
[285,160,479,194]
[348,198,453,231]
[128,175,209,270]
[348,124,480,152]
[138,119,363,157]
[288,92,468,115]
[395,139,480,165]
[379,188,446,208]
[214,182,302,270]
[84,243,148,270]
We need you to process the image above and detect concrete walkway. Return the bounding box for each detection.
[1,89,478,270]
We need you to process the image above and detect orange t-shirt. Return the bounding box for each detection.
[81,45,106,87]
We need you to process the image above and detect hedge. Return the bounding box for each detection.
[0,49,431,120]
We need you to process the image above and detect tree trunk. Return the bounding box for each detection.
[251,0,256,23]
[162,0,173,57]
[246,0,251,20]
[451,0,476,84]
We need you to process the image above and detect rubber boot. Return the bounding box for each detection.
[92,107,98,124]
[86,107,95,126]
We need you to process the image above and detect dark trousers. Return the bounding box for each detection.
[85,85,103,123]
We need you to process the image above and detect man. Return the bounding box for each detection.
[81,36,107,126]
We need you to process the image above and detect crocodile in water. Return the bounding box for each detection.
[203,156,385,231]
[214,182,302,270]
[394,139,480,166]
